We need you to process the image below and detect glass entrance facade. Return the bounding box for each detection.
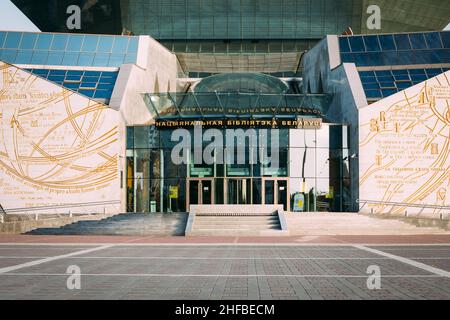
[126,123,351,213]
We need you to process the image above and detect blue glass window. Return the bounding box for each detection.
[51,34,68,51]
[16,51,32,64]
[67,70,83,76]
[82,36,98,52]
[396,82,412,90]
[84,71,101,77]
[47,75,65,82]
[394,34,411,50]
[78,53,95,65]
[339,37,350,53]
[112,37,129,53]
[67,35,83,51]
[47,52,64,65]
[393,74,410,81]
[65,75,82,81]
[94,90,113,99]
[379,81,396,88]
[124,54,137,64]
[381,89,397,97]
[426,68,443,76]
[359,71,375,77]
[410,74,428,82]
[362,82,380,89]
[409,33,427,49]
[93,54,110,66]
[424,32,442,49]
[348,36,365,52]
[0,32,6,47]
[78,89,95,97]
[108,54,125,66]
[49,69,66,76]
[82,76,100,83]
[379,35,396,51]
[20,33,37,49]
[97,83,115,90]
[392,69,409,76]
[4,32,21,49]
[375,70,392,77]
[101,71,117,77]
[363,36,380,51]
[127,38,138,53]
[441,32,450,48]
[63,82,80,89]
[31,51,48,64]
[99,77,116,84]
[360,76,377,84]
[97,36,114,52]
[377,76,395,82]
[435,49,449,62]
[80,82,97,88]
[62,52,79,65]
[365,89,382,99]
[35,34,53,50]
[408,69,425,75]
[32,69,49,76]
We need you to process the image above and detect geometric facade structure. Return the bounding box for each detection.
[0,2,449,215]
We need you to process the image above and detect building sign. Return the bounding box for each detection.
[293,193,305,212]
[160,106,322,116]
[169,186,178,199]
[155,117,322,129]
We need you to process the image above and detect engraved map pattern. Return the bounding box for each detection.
[0,62,120,213]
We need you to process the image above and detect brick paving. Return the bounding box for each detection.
[0,243,449,300]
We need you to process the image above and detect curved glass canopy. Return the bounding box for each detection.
[143,92,331,120]
[193,72,289,94]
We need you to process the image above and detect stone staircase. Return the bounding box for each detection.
[188,215,286,236]
[186,205,288,236]
[284,212,450,235]
[26,213,188,236]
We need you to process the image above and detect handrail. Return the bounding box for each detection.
[3,200,120,214]
[357,199,449,211]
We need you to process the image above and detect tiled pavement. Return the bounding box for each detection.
[0,243,449,300]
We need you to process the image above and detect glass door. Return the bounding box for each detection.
[277,180,288,211]
[264,179,289,211]
[187,179,213,208]
[227,178,251,204]
[264,180,275,205]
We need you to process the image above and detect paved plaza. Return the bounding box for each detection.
[0,237,449,300]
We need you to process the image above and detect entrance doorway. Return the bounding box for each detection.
[187,179,213,207]
[264,179,289,211]
[227,178,251,205]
